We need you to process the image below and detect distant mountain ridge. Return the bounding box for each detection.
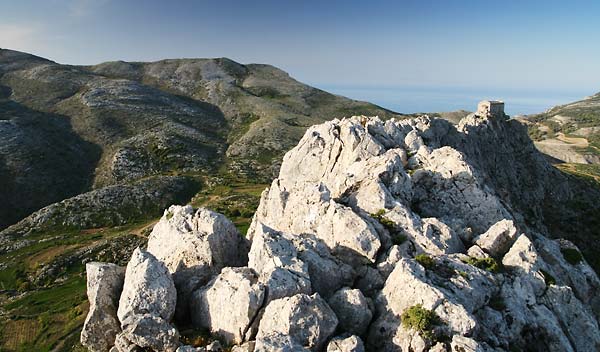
[0,48,400,229]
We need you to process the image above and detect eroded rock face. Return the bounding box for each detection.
[191,267,265,344]
[81,262,125,352]
[247,223,312,302]
[117,248,179,352]
[256,293,338,351]
[326,335,365,352]
[84,115,600,352]
[327,288,372,336]
[474,219,519,257]
[147,205,249,320]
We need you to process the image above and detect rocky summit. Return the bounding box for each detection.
[81,112,600,352]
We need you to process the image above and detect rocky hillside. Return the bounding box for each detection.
[523,92,600,165]
[79,113,600,352]
[0,49,399,230]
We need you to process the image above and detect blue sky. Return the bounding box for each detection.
[1,0,599,112]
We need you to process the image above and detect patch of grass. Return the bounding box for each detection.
[560,248,583,265]
[456,270,469,279]
[415,254,435,270]
[190,177,267,236]
[556,163,600,185]
[401,304,440,339]
[527,124,547,141]
[5,276,87,316]
[464,256,502,273]
[370,209,396,231]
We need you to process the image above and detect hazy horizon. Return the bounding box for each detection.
[2,0,598,114]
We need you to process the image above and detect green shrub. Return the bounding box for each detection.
[456,270,469,279]
[464,257,501,273]
[370,209,396,231]
[540,269,556,286]
[561,248,583,265]
[401,304,439,335]
[415,254,435,270]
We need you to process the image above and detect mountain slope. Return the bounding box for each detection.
[0,49,400,230]
[525,92,600,164]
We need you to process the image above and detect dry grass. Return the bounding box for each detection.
[1,319,41,351]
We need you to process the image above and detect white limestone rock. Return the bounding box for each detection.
[191,267,265,344]
[412,146,512,235]
[81,262,125,352]
[230,341,255,352]
[256,293,338,352]
[367,256,498,351]
[117,248,179,351]
[326,335,365,352]
[327,288,372,336]
[120,313,180,352]
[147,205,249,319]
[291,234,355,299]
[474,219,518,258]
[254,333,310,352]
[248,223,311,302]
[249,180,382,263]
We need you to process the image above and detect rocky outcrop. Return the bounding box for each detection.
[191,267,265,344]
[80,262,125,352]
[117,248,179,352]
[473,219,519,258]
[327,288,372,336]
[147,205,249,320]
[247,223,312,302]
[256,293,338,352]
[82,114,600,352]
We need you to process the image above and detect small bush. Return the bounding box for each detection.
[456,270,469,279]
[561,248,583,265]
[371,209,396,231]
[540,269,556,286]
[415,254,435,270]
[401,304,439,335]
[464,257,501,273]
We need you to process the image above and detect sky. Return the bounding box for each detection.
[1,0,599,114]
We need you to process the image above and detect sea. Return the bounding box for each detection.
[315,85,592,116]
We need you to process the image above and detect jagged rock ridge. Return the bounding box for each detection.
[81,113,600,352]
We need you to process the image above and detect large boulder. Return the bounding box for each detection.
[368,257,497,351]
[291,234,355,299]
[327,288,372,336]
[117,248,179,351]
[256,293,338,351]
[191,267,266,344]
[80,262,125,352]
[249,181,382,263]
[147,205,250,319]
[248,223,312,302]
[474,219,518,258]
